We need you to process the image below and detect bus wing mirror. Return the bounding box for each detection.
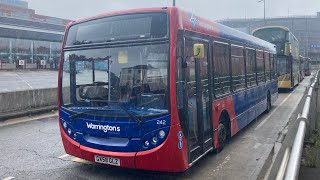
[118,51,128,64]
[284,42,291,56]
[193,44,205,59]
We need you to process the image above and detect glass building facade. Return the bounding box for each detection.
[0,0,68,69]
[0,37,61,67]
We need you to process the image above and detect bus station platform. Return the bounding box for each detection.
[0,70,58,120]
[0,70,58,93]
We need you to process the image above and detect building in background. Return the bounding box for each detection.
[0,0,70,69]
[220,13,320,64]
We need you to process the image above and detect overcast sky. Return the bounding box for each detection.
[25,0,320,21]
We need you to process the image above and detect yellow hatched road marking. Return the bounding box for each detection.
[3,177,15,180]
[71,157,93,164]
[58,154,70,159]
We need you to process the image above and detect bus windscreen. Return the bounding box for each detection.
[253,28,288,55]
[66,13,168,46]
[62,43,169,116]
[253,28,287,43]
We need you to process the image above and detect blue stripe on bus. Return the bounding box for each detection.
[232,80,278,130]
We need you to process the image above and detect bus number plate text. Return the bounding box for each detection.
[94,155,120,166]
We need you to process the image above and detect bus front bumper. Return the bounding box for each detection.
[60,124,188,172]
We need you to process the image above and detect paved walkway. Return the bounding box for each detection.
[0,70,58,92]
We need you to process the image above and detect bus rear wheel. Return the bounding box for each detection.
[265,92,271,113]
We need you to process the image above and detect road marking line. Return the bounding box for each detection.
[71,157,92,164]
[255,92,294,130]
[3,177,15,180]
[0,113,58,127]
[58,154,70,159]
[212,154,231,172]
[15,73,33,89]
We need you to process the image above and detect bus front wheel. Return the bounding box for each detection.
[215,115,229,153]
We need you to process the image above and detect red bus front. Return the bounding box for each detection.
[58,8,189,172]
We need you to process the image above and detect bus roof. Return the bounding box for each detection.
[70,7,276,53]
[252,26,290,34]
[172,8,276,53]
[73,7,168,24]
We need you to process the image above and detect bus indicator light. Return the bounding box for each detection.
[178,131,183,149]
[159,130,165,138]
[178,141,183,150]
[178,131,183,140]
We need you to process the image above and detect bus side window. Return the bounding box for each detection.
[176,37,184,109]
[256,50,265,84]
[246,48,256,87]
[265,52,270,81]
[274,55,277,79]
[212,42,231,97]
[231,45,245,91]
[270,54,275,80]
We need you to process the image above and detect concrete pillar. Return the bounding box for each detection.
[50,42,52,60]
[31,40,34,64]
[9,39,12,64]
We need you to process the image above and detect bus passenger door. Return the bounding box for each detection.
[184,38,212,164]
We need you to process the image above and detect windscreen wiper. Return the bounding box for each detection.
[68,100,145,125]
[105,100,145,125]
[73,40,92,45]
[68,108,117,120]
[118,105,145,125]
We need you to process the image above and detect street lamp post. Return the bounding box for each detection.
[258,0,266,24]
[173,0,176,6]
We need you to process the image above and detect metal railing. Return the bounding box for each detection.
[276,70,320,180]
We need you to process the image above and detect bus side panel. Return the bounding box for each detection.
[212,96,238,148]
[232,88,258,131]
[255,84,268,117]
[212,81,278,149]
[233,87,258,129]
[231,82,277,132]
[271,80,278,104]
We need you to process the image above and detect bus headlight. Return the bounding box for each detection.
[159,130,165,138]
[144,141,150,147]
[63,122,67,129]
[141,127,169,150]
[67,128,72,135]
[152,137,158,144]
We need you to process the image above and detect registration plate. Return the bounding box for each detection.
[94,155,120,166]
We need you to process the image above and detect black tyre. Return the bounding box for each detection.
[215,116,229,153]
[265,92,271,113]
